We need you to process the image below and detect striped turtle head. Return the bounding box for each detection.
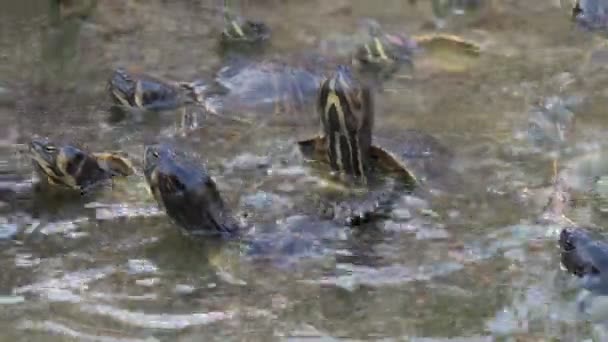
[220,10,270,45]
[353,19,418,75]
[317,65,374,182]
[107,67,137,107]
[29,138,109,192]
[107,68,183,111]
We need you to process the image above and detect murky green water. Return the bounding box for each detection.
[4,0,608,340]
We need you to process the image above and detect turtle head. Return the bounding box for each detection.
[29,137,106,191]
[108,68,137,107]
[221,10,271,45]
[317,65,374,181]
[353,19,418,75]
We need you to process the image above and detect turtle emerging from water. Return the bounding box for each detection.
[29,137,134,195]
[143,143,240,237]
[297,65,452,224]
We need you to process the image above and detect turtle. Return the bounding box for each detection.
[29,137,135,194]
[295,65,452,224]
[570,0,608,33]
[350,19,419,79]
[107,67,203,112]
[204,55,327,127]
[218,10,271,54]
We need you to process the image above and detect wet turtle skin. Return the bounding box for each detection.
[143,143,240,238]
[210,57,325,126]
[29,137,134,194]
[108,68,202,112]
[559,227,608,295]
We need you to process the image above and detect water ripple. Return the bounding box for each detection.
[79,304,234,330]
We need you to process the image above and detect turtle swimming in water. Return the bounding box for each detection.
[218,9,271,54]
[143,143,241,238]
[142,142,343,270]
[570,0,608,33]
[107,67,203,113]
[29,137,134,194]
[297,65,452,224]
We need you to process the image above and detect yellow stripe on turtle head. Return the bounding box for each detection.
[373,37,389,60]
[231,21,245,38]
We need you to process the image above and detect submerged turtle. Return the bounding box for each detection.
[142,142,344,273]
[29,137,134,194]
[107,67,203,112]
[570,0,608,33]
[296,65,452,223]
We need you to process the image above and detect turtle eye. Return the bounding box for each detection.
[45,145,57,153]
[152,151,159,158]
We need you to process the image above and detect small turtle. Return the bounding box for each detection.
[143,143,240,237]
[107,67,203,112]
[321,18,481,76]
[29,137,134,194]
[219,10,271,52]
[207,56,326,127]
[297,65,452,224]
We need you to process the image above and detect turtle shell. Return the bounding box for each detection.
[209,56,330,140]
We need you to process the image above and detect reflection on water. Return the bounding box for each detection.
[3,0,608,340]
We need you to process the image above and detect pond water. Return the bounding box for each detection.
[3,0,608,340]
